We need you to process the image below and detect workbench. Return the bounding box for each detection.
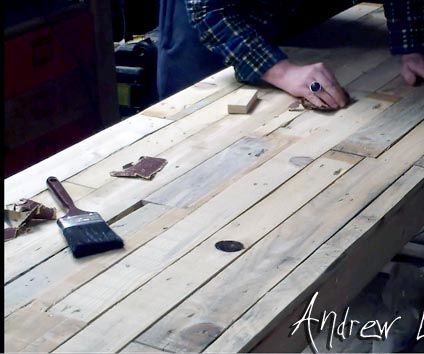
[4,3,424,352]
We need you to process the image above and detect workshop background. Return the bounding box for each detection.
[4,0,378,177]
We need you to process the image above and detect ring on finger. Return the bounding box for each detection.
[309,81,322,93]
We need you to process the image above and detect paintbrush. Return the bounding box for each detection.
[47,176,124,258]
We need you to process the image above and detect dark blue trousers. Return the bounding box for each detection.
[157,0,225,99]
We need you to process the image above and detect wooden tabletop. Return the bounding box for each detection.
[5,3,424,353]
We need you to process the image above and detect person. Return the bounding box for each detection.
[157,0,424,105]
[156,0,225,99]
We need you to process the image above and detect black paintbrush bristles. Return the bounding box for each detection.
[62,222,124,258]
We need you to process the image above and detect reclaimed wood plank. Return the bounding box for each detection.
[135,125,424,353]
[48,151,358,353]
[209,165,424,353]
[30,182,94,210]
[415,155,424,168]
[68,88,286,189]
[144,135,295,209]
[346,55,400,92]
[4,90,297,283]
[5,92,387,351]
[4,115,172,205]
[49,98,396,353]
[121,342,170,353]
[4,204,188,317]
[141,67,240,120]
[333,87,424,157]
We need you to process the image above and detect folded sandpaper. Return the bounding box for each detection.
[4,199,56,241]
[110,156,167,180]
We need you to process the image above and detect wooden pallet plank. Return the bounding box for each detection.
[415,155,424,168]
[5,301,85,353]
[48,98,396,353]
[135,125,423,353]
[69,23,394,192]
[4,203,187,317]
[144,135,295,209]
[47,151,358,353]
[333,87,424,157]
[4,115,172,205]
[4,92,394,350]
[4,89,298,283]
[208,165,424,353]
[68,88,287,190]
[141,67,240,120]
[346,55,400,92]
[121,342,170,353]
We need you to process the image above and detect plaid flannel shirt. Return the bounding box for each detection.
[186,0,424,84]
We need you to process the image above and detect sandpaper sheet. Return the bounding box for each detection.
[4,199,56,241]
[110,156,168,180]
[289,91,356,112]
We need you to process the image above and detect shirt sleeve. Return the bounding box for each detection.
[383,0,424,55]
[185,0,287,84]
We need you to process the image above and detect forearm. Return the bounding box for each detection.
[185,0,287,84]
[383,0,424,54]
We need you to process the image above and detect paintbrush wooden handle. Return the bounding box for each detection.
[47,176,81,215]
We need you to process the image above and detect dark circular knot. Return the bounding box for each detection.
[215,240,244,252]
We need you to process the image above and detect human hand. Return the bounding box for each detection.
[401,53,424,86]
[261,60,349,109]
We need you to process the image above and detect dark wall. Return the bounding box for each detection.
[111,0,159,42]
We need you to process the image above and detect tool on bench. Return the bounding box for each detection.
[46,176,124,258]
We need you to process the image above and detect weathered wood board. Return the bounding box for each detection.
[4,3,424,353]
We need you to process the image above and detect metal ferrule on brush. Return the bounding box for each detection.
[57,212,104,229]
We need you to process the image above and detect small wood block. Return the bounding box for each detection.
[227,89,258,114]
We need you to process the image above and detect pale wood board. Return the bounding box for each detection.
[4,115,172,205]
[415,155,424,168]
[5,4,423,353]
[121,342,170,353]
[4,90,297,283]
[206,165,424,353]
[346,55,400,92]
[68,89,291,190]
[4,203,186,316]
[333,87,424,157]
[50,98,396,353]
[141,67,239,119]
[71,4,388,188]
[227,88,258,114]
[135,125,424,353]
[4,94,394,352]
[144,135,294,209]
[30,182,94,211]
[49,151,359,353]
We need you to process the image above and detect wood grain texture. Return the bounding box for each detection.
[4,115,171,205]
[4,203,185,316]
[333,87,424,157]
[144,135,292,208]
[228,88,258,114]
[52,151,361,353]
[206,165,424,353]
[415,155,424,168]
[141,67,240,120]
[52,97,400,353]
[136,125,423,353]
[5,4,423,353]
[4,90,295,283]
[120,342,170,353]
